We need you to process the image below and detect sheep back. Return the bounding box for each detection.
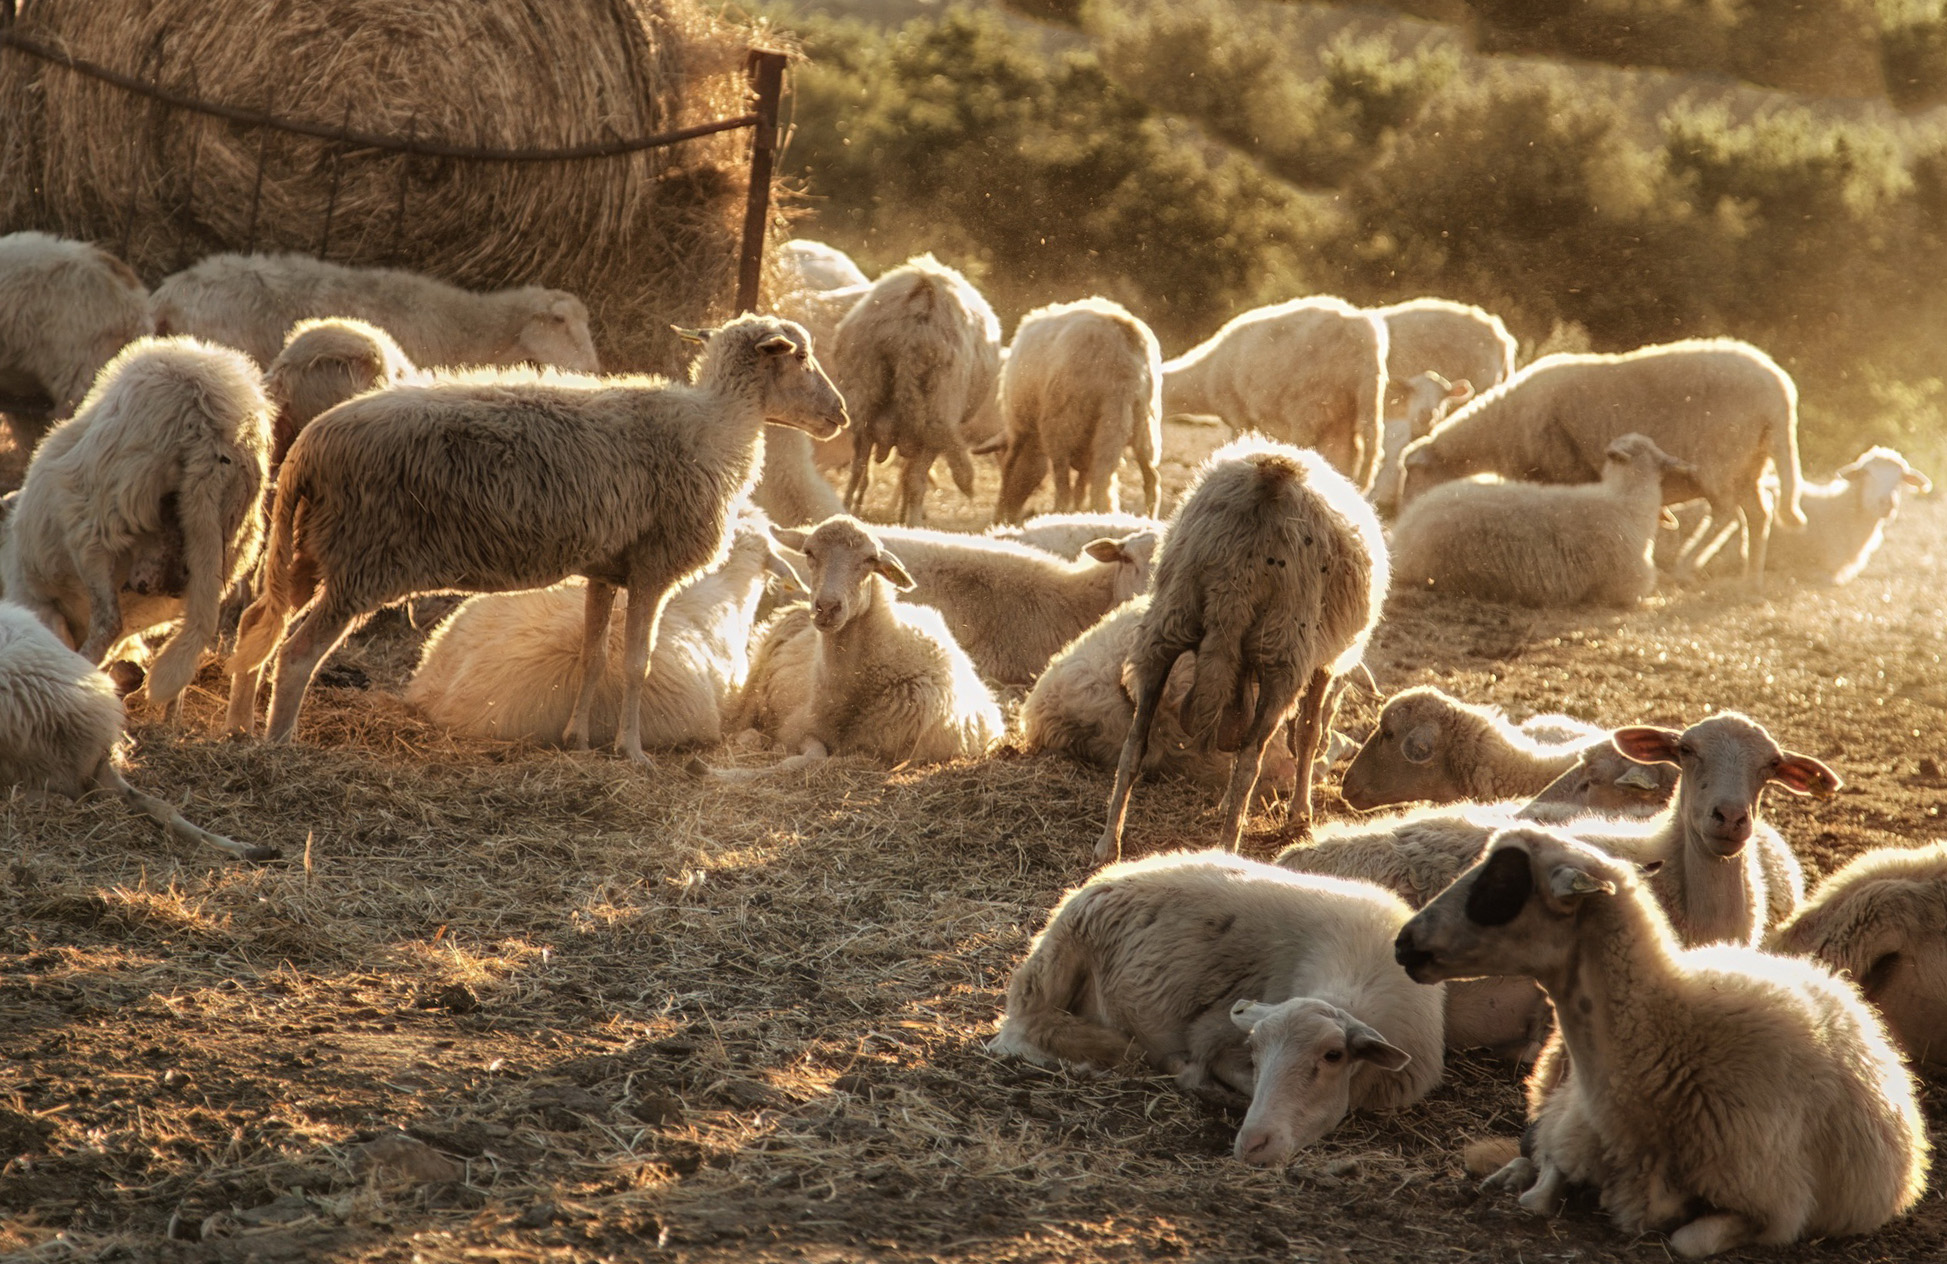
[0,232,153,420]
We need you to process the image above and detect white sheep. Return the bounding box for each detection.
[1392,433,1696,607]
[224,315,847,760]
[993,850,1444,1167]
[988,297,1162,522]
[0,600,272,861]
[264,318,420,469]
[777,239,870,293]
[1161,297,1388,491]
[1,337,272,713]
[1099,435,1387,860]
[1527,739,1680,816]
[1375,298,1516,401]
[752,428,845,527]
[1339,686,1605,810]
[830,255,1001,525]
[1768,842,1947,1068]
[151,252,599,373]
[0,232,154,450]
[987,510,1166,558]
[1399,339,1805,583]
[1396,827,1930,1258]
[1369,370,1473,515]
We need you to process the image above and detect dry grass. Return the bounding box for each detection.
[2,440,1945,1262]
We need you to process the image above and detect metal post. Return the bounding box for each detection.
[735,50,787,315]
[242,119,270,255]
[317,98,351,259]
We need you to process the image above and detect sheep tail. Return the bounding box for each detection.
[1770,393,1806,530]
[93,759,278,862]
[943,437,977,499]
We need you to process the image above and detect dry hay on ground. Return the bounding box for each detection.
[3,450,1945,1264]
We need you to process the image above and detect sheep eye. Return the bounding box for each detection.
[1323,1049,1344,1064]
[1678,744,1695,759]
[219,455,232,465]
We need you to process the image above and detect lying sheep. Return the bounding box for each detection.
[726,516,1002,773]
[1398,339,1805,582]
[863,523,1158,685]
[1,337,271,713]
[993,850,1444,1167]
[1161,297,1388,490]
[405,507,792,748]
[753,428,845,527]
[151,252,599,373]
[1392,433,1695,607]
[988,510,1166,558]
[225,315,846,759]
[1340,686,1603,809]
[1396,827,1929,1258]
[988,298,1162,522]
[264,318,420,469]
[1768,842,1947,1068]
[831,255,1001,525]
[777,239,871,293]
[1370,371,1473,515]
[0,600,272,861]
[1527,740,1679,816]
[0,232,154,450]
[1099,436,1387,860]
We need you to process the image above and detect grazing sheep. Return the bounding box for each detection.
[993,850,1444,1167]
[0,232,154,450]
[1370,371,1473,514]
[1768,842,1947,1068]
[1528,740,1680,816]
[1161,297,1388,490]
[264,318,420,469]
[0,600,272,861]
[1376,298,1516,402]
[988,298,1162,522]
[1396,827,1930,1258]
[151,252,599,373]
[1392,433,1696,608]
[988,510,1166,558]
[1099,436,1387,860]
[1398,339,1804,583]
[777,239,870,293]
[726,516,1002,773]
[405,507,792,748]
[830,255,1001,525]
[861,523,1159,685]
[1340,686,1604,810]
[1,337,271,713]
[224,315,846,759]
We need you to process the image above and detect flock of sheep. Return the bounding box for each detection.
[0,226,1942,1259]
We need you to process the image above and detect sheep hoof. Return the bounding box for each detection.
[1481,1156,1535,1194]
[1091,831,1121,864]
[683,756,712,781]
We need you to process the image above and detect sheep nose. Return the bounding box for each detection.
[1709,805,1752,843]
[813,599,842,627]
[1235,1130,1278,1166]
[1394,930,1433,974]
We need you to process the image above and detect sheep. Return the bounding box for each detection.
[0,233,155,451]
[777,239,870,293]
[1398,339,1805,583]
[1020,595,1300,798]
[992,850,1444,1167]
[1375,297,1517,402]
[404,506,793,747]
[1098,435,1387,861]
[1,337,271,713]
[753,428,845,526]
[987,298,1162,523]
[1160,297,1388,491]
[1527,739,1680,816]
[987,510,1166,558]
[0,600,273,861]
[150,252,599,373]
[1392,433,1696,608]
[1395,827,1930,1258]
[1370,370,1473,514]
[1767,842,1947,1068]
[1339,686,1605,810]
[859,523,1159,685]
[725,515,1002,773]
[830,255,1001,525]
[223,315,847,759]
[264,318,420,469]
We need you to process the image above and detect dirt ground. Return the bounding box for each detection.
[4,434,1945,1264]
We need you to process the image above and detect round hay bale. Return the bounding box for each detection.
[0,0,775,372]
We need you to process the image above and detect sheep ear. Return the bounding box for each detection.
[873,549,915,591]
[1447,378,1474,403]
[671,325,714,344]
[1636,859,1664,876]
[1230,999,1274,1033]
[770,525,809,553]
[1548,864,1615,902]
[764,550,808,593]
[1612,726,1681,766]
[757,334,798,357]
[1903,467,1933,492]
[1082,537,1128,565]
[1615,764,1662,791]
[1400,722,1437,765]
[1345,1021,1411,1072]
[1464,846,1534,926]
[1772,752,1842,798]
[1659,507,1679,529]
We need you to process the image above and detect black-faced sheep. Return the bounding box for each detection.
[1339,686,1604,810]
[0,232,154,449]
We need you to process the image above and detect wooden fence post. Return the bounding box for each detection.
[736,50,788,315]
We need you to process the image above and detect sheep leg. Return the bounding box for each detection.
[1482,1155,1538,1194]
[225,596,288,737]
[563,580,617,751]
[1097,643,1178,863]
[843,439,873,516]
[1667,1213,1754,1260]
[1515,1155,1571,1216]
[262,596,360,744]
[994,427,1046,524]
[77,560,125,665]
[140,486,228,714]
[1284,668,1331,831]
[1214,665,1299,851]
[93,758,279,862]
[1736,481,1771,589]
[1084,428,1122,514]
[613,580,672,766]
[897,453,932,526]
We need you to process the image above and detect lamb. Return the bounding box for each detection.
[0,600,273,861]
[753,428,845,526]
[1369,370,1473,514]
[223,315,847,759]
[150,252,599,373]
[992,850,1444,1167]
[1767,842,1947,1068]
[987,298,1162,522]
[264,318,420,469]
[1,337,271,713]
[404,507,793,748]
[1395,827,1930,1258]
[1098,435,1387,860]
[777,239,871,293]
[862,523,1159,685]
[0,232,155,449]
[725,515,1002,773]
[988,510,1166,558]
[1339,686,1605,809]
[1527,740,1680,816]
[830,255,1001,525]
[1160,297,1388,491]
[1391,433,1696,607]
[1398,339,1805,582]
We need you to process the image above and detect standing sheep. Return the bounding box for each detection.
[830,255,1001,525]
[1,337,271,713]
[988,298,1162,523]
[264,318,420,469]
[988,510,1166,558]
[1392,433,1695,608]
[1098,436,1387,860]
[993,851,1444,1167]
[1339,686,1605,809]
[1160,297,1388,491]
[0,232,154,449]
[1369,370,1473,515]
[151,252,599,373]
[224,315,846,760]
[1398,339,1805,582]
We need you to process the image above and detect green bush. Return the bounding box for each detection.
[1880,0,1947,107]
